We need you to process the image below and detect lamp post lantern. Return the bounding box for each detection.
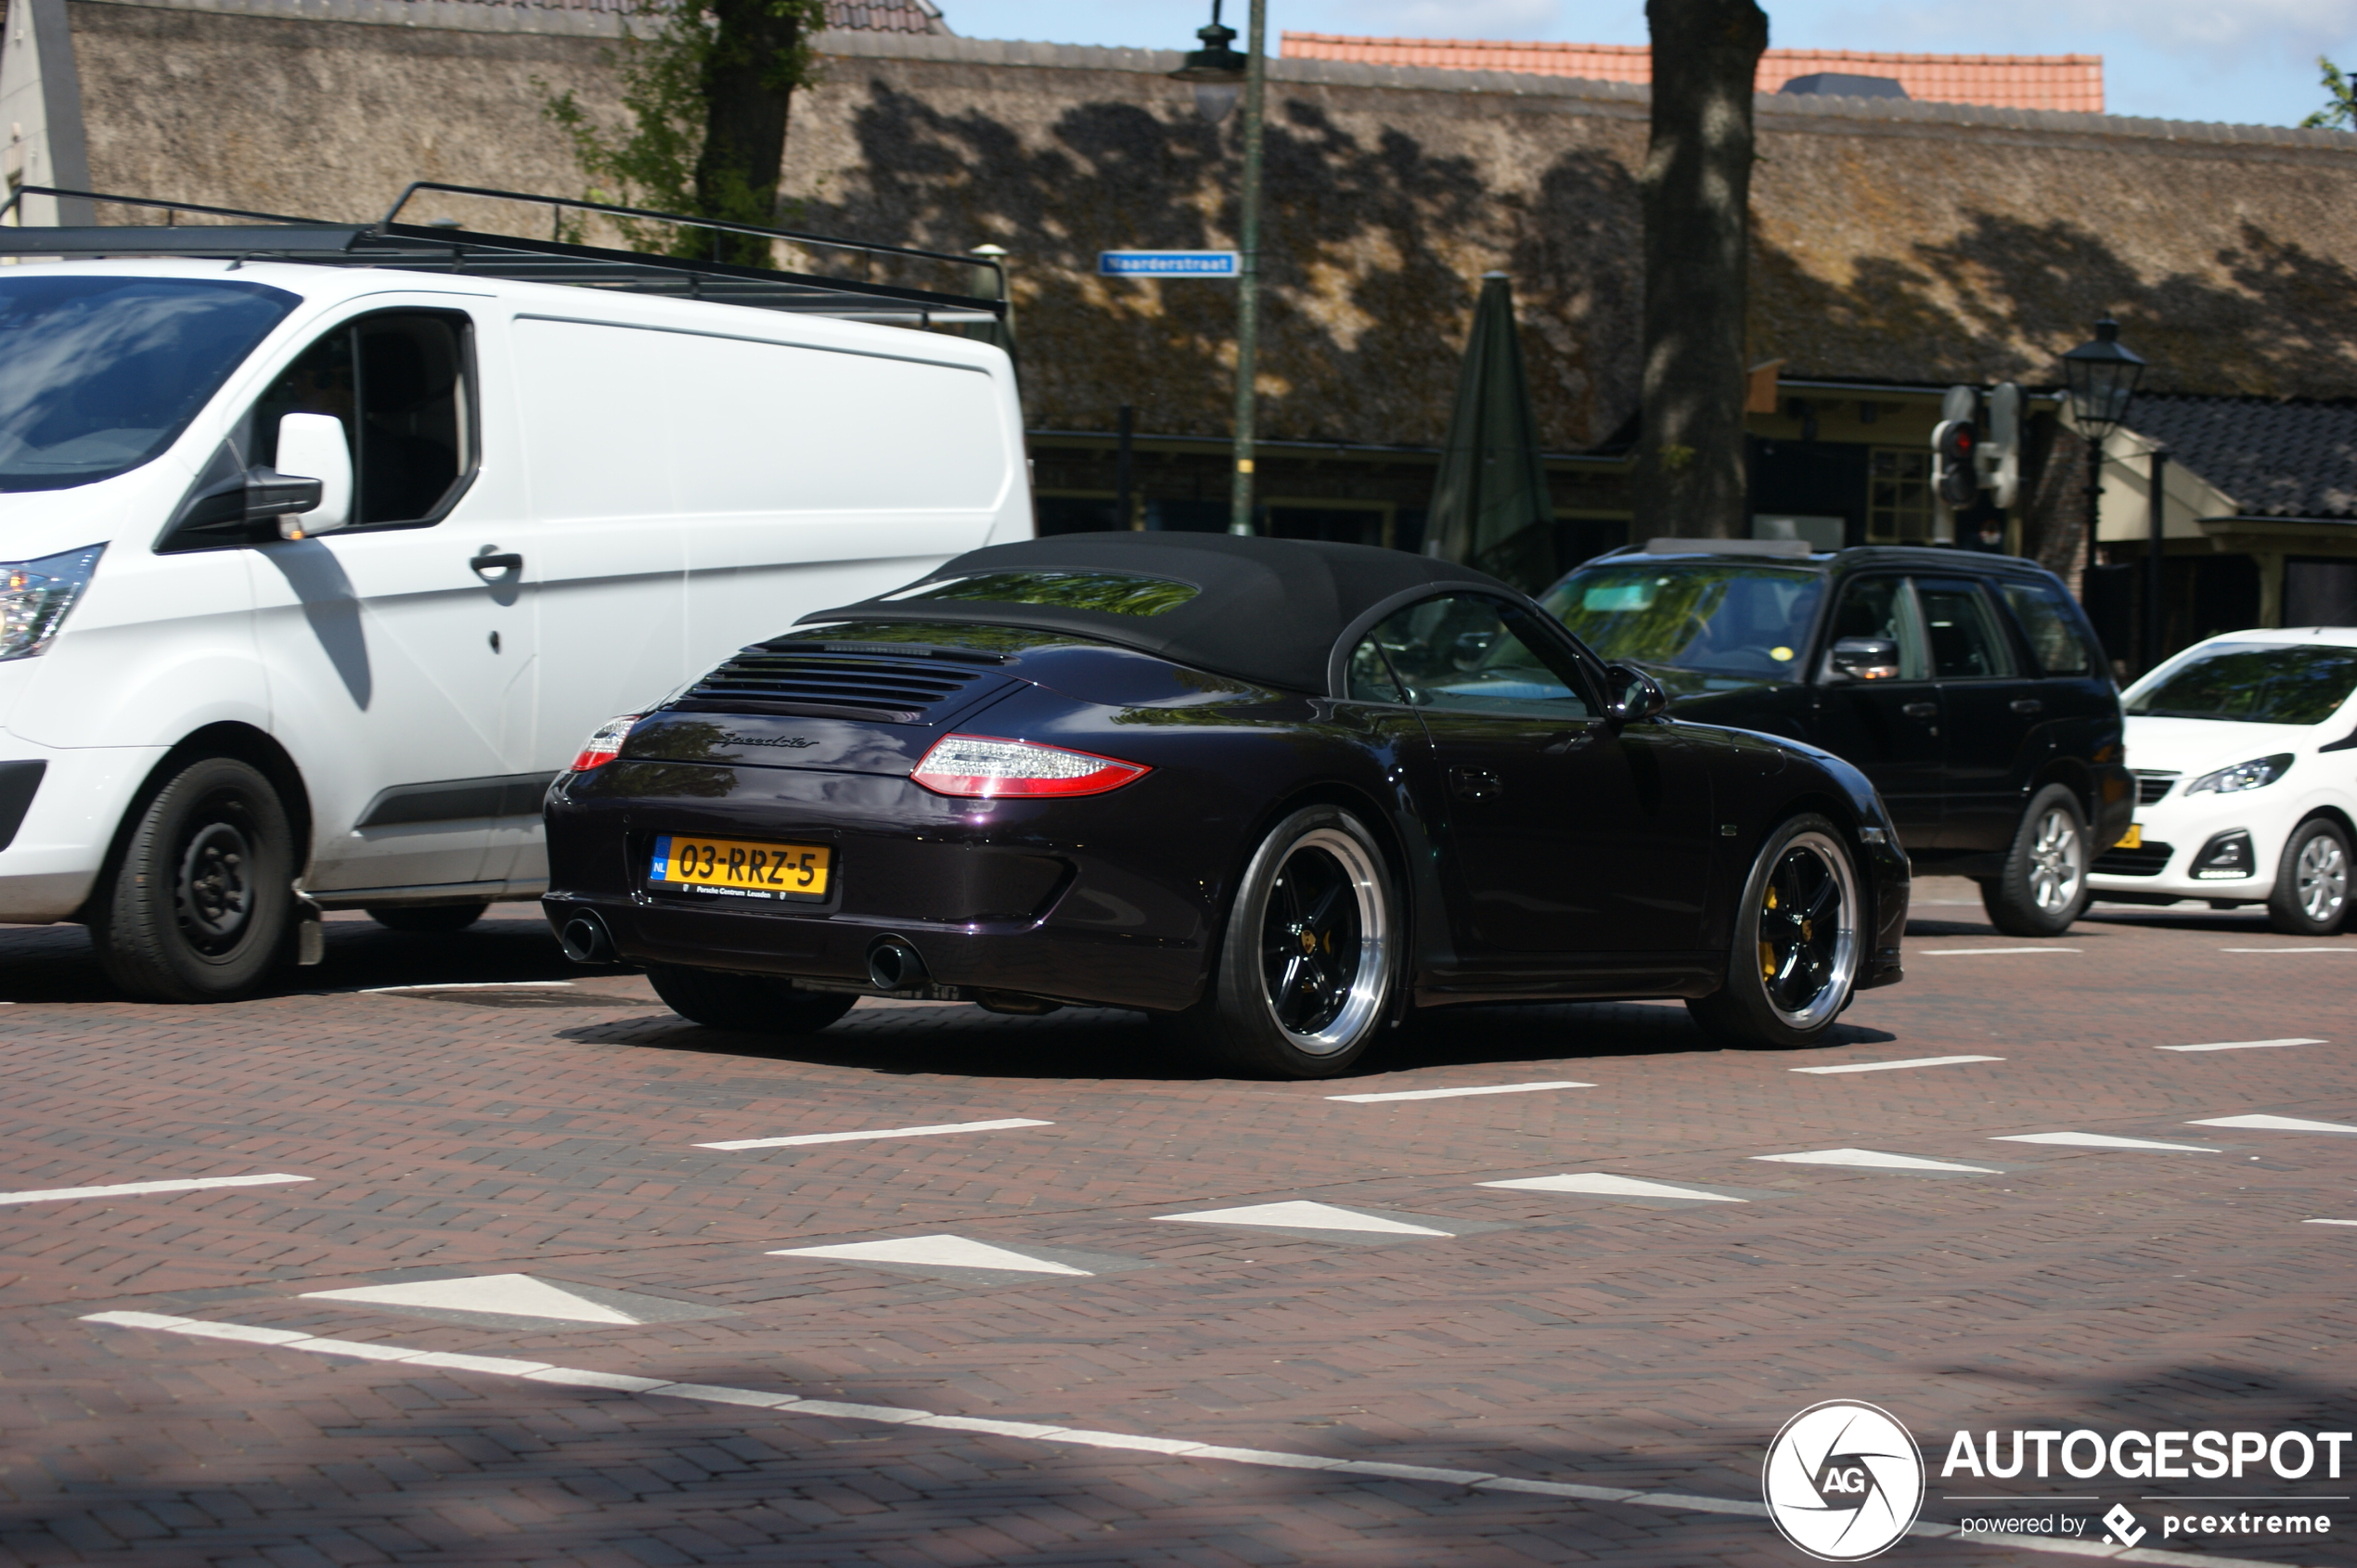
[2059,317,2146,603]
[1171,0,1266,535]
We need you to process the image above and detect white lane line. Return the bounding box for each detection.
[86,1313,2250,1565]
[1327,1080,1593,1104]
[1154,1201,1450,1236]
[1481,1173,1745,1203]
[1917,947,2081,956]
[771,1236,1091,1276]
[2220,947,2357,954]
[1993,1131,2220,1151]
[2160,1038,2326,1052]
[697,1118,1051,1152]
[1753,1149,2001,1173]
[1791,1055,2004,1075]
[2304,1219,2357,1227]
[2192,1113,2357,1134]
[0,1173,311,1207]
[361,982,578,993]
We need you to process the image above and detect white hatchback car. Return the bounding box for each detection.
[2092,627,2357,934]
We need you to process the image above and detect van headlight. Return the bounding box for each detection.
[2183,753,2294,795]
[0,544,105,662]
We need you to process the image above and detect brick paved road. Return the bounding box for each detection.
[4,884,2355,1567]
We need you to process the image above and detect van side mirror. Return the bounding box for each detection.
[260,413,354,540]
[1604,662,1668,724]
[1828,636,1901,681]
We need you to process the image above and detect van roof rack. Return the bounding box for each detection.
[0,182,1006,326]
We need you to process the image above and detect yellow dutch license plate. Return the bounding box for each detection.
[2117,824,2144,850]
[650,834,831,901]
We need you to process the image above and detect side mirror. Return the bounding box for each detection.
[259,413,354,540]
[1829,636,1902,681]
[1604,662,1668,724]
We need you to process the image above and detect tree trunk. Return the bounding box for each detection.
[1636,0,1768,539]
[693,0,818,263]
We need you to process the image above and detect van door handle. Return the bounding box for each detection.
[1902,701,1938,720]
[470,552,523,578]
[2011,698,2044,715]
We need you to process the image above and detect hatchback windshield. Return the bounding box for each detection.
[1540,562,1825,686]
[0,275,298,492]
[2128,643,2357,726]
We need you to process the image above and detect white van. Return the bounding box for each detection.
[0,194,1031,999]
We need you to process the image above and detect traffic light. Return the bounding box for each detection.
[1933,418,1980,507]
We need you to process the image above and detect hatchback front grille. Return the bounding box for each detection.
[2094,842,2174,876]
[2133,771,2178,805]
[673,646,1008,724]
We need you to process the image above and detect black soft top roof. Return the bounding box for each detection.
[796,533,1517,693]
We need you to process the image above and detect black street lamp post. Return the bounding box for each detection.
[2058,318,2146,607]
[1171,1,1266,535]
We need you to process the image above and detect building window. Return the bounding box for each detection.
[1867,448,1933,544]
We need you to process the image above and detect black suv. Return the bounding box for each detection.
[1541,541,2132,935]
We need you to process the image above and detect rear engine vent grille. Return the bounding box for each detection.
[673,649,1005,724]
[2133,771,2178,805]
[2094,841,2173,877]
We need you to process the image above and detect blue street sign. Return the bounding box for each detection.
[1099,251,1240,277]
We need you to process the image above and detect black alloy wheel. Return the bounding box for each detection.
[1687,813,1861,1049]
[647,964,858,1035]
[1163,804,1397,1079]
[94,755,295,1003]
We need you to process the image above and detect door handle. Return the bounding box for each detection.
[1902,701,1938,720]
[2011,698,2044,715]
[1448,766,1502,802]
[471,552,523,578]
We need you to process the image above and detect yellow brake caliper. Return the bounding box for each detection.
[1759,884,1778,979]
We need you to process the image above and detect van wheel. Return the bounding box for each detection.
[366,903,489,934]
[646,965,857,1035]
[1161,805,1397,1079]
[2268,817,2351,936]
[1687,815,1861,1049]
[93,756,294,1003]
[1981,784,2091,937]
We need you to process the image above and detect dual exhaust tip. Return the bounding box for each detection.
[557,908,929,996]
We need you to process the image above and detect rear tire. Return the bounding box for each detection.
[2267,817,2351,936]
[1161,804,1397,1079]
[92,755,295,1003]
[1686,814,1861,1049]
[646,964,857,1035]
[1981,783,2091,937]
[366,902,489,934]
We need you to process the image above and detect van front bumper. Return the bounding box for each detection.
[0,737,167,922]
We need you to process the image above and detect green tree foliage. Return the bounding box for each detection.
[540,0,825,262]
[2302,58,2357,130]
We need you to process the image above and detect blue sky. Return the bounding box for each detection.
[944,0,2357,130]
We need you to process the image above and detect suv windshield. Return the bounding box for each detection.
[2129,643,2357,726]
[1540,562,1825,688]
[0,275,297,493]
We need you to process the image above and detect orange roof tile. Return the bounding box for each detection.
[1282,33,2104,114]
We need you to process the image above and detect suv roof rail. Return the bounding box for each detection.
[1643,536,1815,557]
[0,183,1006,327]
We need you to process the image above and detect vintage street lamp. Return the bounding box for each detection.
[2059,318,2146,602]
[1171,0,1266,535]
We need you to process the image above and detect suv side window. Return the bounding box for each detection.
[1357,594,1593,719]
[1915,578,2016,680]
[1824,575,1928,681]
[248,310,474,528]
[1999,580,2097,676]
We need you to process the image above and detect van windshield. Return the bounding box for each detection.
[0,276,298,492]
[1540,562,1825,688]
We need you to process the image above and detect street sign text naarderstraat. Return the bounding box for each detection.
[1099,251,1240,277]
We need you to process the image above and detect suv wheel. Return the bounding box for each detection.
[2268,817,2351,937]
[1981,783,2091,937]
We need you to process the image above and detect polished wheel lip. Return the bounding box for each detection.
[176,812,254,955]
[2296,831,2349,925]
[1758,829,1860,1032]
[1257,826,1389,1057]
[2026,805,2086,913]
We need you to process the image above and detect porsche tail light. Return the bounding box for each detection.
[911,734,1150,799]
[569,714,641,772]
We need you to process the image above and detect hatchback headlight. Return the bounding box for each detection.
[0,543,105,662]
[2183,753,2294,795]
